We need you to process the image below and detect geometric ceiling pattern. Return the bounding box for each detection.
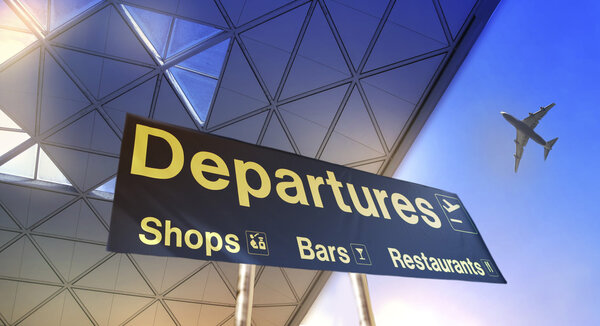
[0,0,490,325]
[0,116,71,186]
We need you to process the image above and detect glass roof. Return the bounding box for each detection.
[123,4,227,122]
[0,109,71,185]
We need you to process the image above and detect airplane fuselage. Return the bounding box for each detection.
[501,112,546,146]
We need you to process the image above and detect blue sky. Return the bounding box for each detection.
[303,0,600,324]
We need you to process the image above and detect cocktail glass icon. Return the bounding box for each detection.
[355,247,366,260]
[350,244,371,265]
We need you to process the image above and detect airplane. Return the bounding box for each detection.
[442,199,460,213]
[501,103,558,172]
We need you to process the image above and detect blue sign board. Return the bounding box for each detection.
[107,115,505,283]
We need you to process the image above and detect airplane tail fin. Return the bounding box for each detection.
[544,137,558,160]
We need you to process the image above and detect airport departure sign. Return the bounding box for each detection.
[107,115,506,283]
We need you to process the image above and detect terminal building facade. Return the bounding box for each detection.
[0,0,498,324]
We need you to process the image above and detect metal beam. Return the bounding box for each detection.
[350,273,376,326]
[235,264,256,326]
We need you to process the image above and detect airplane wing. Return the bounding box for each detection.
[514,129,529,172]
[522,103,555,129]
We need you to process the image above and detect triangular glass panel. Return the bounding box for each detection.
[391,0,446,42]
[260,114,294,153]
[177,38,229,78]
[166,301,232,326]
[131,254,206,293]
[354,160,384,174]
[125,0,227,27]
[281,6,350,99]
[0,107,24,129]
[52,46,103,97]
[241,4,309,96]
[124,5,222,61]
[439,0,477,38]
[43,144,118,190]
[50,0,101,31]
[20,0,48,31]
[0,130,29,156]
[208,41,268,127]
[54,47,152,101]
[361,82,414,149]
[0,111,72,186]
[37,147,71,185]
[0,205,19,229]
[103,77,156,131]
[34,199,108,242]
[75,289,153,326]
[127,301,176,326]
[17,289,93,326]
[214,261,238,289]
[153,76,198,129]
[76,254,152,294]
[168,67,218,123]
[0,48,40,133]
[279,84,348,157]
[254,266,297,304]
[123,5,172,58]
[51,6,111,52]
[0,144,37,179]
[167,264,234,303]
[0,229,18,247]
[40,51,90,133]
[220,0,244,26]
[166,18,221,58]
[0,1,29,29]
[236,0,291,26]
[211,111,268,144]
[97,58,152,98]
[94,177,116,194]
[320,87,386,165]
[283,267,316,299]
[0,236,61,282]
[321,131,384,166]
[325,0,387,69]
[334,87,383,154]
[0,182,75,227]
[46,110,121,155]
[364,0,446,70]
[362,55,443,146]
[53,6,153,63]
[174,0,227,27]
[33,236,109,281]
[0,280,60,323]
[0,29,37,65]
[88,198,112,225]
[363,54,444,104]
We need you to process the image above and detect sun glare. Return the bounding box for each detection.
[0,0,38,65]
[0,29,36,64]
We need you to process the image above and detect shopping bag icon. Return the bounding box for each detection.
[246,231,269,256]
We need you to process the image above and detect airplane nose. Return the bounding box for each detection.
[500,112,514,122]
